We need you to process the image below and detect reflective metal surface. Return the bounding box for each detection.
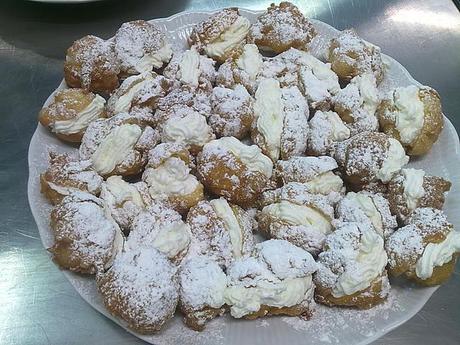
[0,0,459,344]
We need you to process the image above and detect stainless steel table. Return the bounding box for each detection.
[1,0,459,344]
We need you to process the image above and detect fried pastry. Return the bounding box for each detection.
[258,182,335,255]
[386,208,459,286]
[315,222,389,309]
[332,131,409,187]
[387,168,451,223]
[328,29,384,84]
[142,143,204,215]
[248,2,316,53]
[251,78,309,162]
[39,88,106,142]
[377,85,444,156]
[225,239,317,319]
[186,198,255,268]
[79,112,159,177]
[64,35,120,95]
[334,191,397,238]
[179,256,227,331]
[49,191,123,274]
[189,8,250,63]
[209,85,254,139]
[163,47,216,88]
[128,202,191,264]
[196,137,274,207]
[308,110,350,156]
[96,246,178,334]
[40,152,103,205]
[106,71,174,116]
[114,20,172,76]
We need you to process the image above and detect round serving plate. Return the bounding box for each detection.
[27,8,460,345]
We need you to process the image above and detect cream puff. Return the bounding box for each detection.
[209,85,254,139]
[196,137,274,207]
[251,78,309,162]
[64,35,120,95]
[40,152,103,205]
[258,182,335,255]
[248,2,316,53]
[142,143,204,215]
[328,29,384,84]
[79,112,159,177]
[386,208,459,286]
[49,191,123,274]
[179,256,227,331]
[96,246,178,334]
[377,85,444,156]
[332,131,409,187]
[186,198,255,268]
[38,88,106,143]
[387,168,451,223]
[307,110,350,156]
[189,8,250,63]
[315,222,389,309]
[334,191,397,238]
[114,20,172,76]
[225,239,317,319]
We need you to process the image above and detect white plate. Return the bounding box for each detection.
[27,9,460,345]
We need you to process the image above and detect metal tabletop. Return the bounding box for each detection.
[1,0,459,344]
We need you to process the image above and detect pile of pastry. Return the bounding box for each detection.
[38,1,459,335]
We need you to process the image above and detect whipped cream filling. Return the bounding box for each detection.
[134,43,173,72]
[303,171,344,195]
[113,74,152,114]
[327,111,351,141]
[91,124,142,175]
[204,16,250,59]
[210,198,243,258]
[402,168,426,210]
[225,276,313,318]
[347,192,383,235]
[236,44,263,80]
[178,47,201,86]
[163,111,214,147]
[393,85,425,144]
[354,73,379,114]
[53,95,105,135]
[152,222,191,259]
[376,138,409,182]
[254,78,284,161]
[415,231,460,280]
[262,200,332,234]
[332,229,387,297]
[208,137,273,178]
[145,157,199,196]
[103,176,144,208]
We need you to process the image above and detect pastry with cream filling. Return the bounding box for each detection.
[196,137,274,207]
[186,198,255,268]
[96,246,178,334]
[225,239,317,319]
[377,85,444,156]
[114,20,172,76]
[179,256,227,331]
[258,182,335,255]
[39,88,106,142]
[189,8,250,63]
[248,2,316,53]
[40,152,103,205]
[49,191,123,274]
[251,78,309,162]
[64,35,120,95]
[315,222,390,308]
[308,110,350,156]
[79,112,159,177]
[328,29,384,84]
[386,207,459,286]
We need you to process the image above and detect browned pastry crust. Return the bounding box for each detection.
[180,304,226,331]
[408,257,458,287]
[243,303,313,320]
[248,2,316,53]
[38,88,106,143]
[64,35,120,95]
